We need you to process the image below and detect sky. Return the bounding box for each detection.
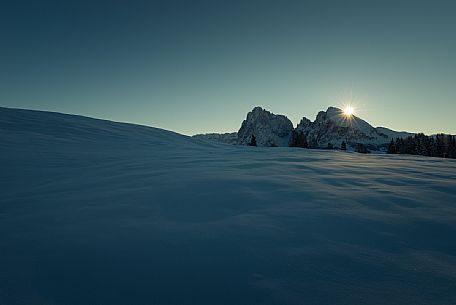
[1,0,455,135]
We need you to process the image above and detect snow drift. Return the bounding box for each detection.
[1,107,456,305]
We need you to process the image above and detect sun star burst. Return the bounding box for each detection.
[343,105,355,116]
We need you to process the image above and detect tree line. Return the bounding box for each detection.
[387,133,456,159]
[251,131,456,159]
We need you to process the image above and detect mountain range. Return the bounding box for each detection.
[194,106,413,150]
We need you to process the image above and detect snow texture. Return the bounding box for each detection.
[1,107,456,305]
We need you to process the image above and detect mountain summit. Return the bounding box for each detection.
[194,106,413,150]
[295,106,412,149]
[237,107,294,147]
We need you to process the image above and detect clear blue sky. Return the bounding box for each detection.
[1,0,455,135]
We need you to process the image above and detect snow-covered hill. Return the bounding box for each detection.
[1,107,456,305]
[193,132,238,145]
[0,107,201,148]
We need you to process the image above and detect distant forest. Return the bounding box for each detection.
[387,133,456,159]
[260,131,456,159]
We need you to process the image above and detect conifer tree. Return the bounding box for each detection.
[355,143,369,154]
[449,135,456,158]
[289,130,308,148]
[386,134,455,159]
[248,134,257,146]
[296,131,308,148]
[387,139,396,154]
[341,141,347,151]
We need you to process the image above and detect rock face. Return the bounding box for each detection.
[237,107,294,147]
[192,106,412,151]
[296,107,412,150]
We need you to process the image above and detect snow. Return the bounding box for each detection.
[297,107,414,149]
[376,126,413,140]
[193,132,238,145]
[195,107,413,150]
[1,107,456,305]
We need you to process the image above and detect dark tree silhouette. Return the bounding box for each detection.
[387,139,396,154]
[248,134,257,146]
[355,143,369,154]
[289,130,308,148]
[387,134,456,159]
[341,141,347,151]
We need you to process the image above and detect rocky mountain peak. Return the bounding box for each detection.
[237,107,294,147]
[296,106,412,149]
[194,105,413,150]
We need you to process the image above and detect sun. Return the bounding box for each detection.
[343,105,355,116]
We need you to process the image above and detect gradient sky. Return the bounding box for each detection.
[1,0,455,135]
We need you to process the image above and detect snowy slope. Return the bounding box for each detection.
[193,132,238,145]
[0,107,203,148]
[1,107,456,305]
[376,126,413,140]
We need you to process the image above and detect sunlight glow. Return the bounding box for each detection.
[343,105,355,116]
